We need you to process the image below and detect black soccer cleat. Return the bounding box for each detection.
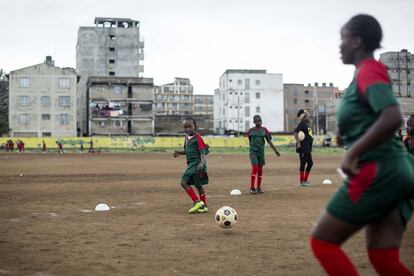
[256,187,263,193]
[250,188,257,194]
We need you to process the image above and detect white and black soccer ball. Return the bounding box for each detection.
[215,206,238,228]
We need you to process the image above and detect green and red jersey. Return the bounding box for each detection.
[337,58,404,162]
[184,134,208,164]
[247,127,272,153]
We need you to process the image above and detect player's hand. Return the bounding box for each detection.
[197,163,204,171]
[274,149,280,157]
[173,151,180,158]
[340,152,359,177]
[296,142,301,149]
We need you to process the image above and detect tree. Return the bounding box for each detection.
[0,69,9,136]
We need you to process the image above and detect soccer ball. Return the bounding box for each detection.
[215,206,238,228]
[298,131,305,141]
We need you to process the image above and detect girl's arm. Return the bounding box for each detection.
[268,140,280,156]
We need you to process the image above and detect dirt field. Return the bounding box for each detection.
[0,152,413,276]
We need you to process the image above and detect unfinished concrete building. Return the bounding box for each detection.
[284,82,340,134]
[87,77,154,136]
[380,49,414,120]
[77,17,144,135]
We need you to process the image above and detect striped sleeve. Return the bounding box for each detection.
[356,61,398,113]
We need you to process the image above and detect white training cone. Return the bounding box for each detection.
[95,203,110,211]
[230,189,242,195]
[322,179,333,185]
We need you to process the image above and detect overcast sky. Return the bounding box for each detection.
[1,0,413,93]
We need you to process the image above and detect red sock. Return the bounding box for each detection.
[185,187,199,202]
[300,171,304,182]
[368,248,413,276]
[251,164,258,189]
[257,166,263,188]
[304,171,310,181]
[200,193,207,206]
[310,237,358,276]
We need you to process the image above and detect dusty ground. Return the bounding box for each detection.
[0,152,413,276]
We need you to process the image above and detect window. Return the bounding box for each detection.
[42,114,50,120]
[256,92,261,99]
[109,72,115,76]
[19,114,29,125]
[19,78,30,88]
[100,121,105,127]
[305,99,310,103]
[244,92,250,103]
[245,79,250,90]
[109,59,115,64]
[255,80,261,86]
[59,114,69,125]
[114,120,123,127]
[41,96,51,107]
[58,96,70,107]
[113,86,122,95]
[109,35,116,40]
[19,96,30,106]
[109,47,115,51]
[256,106,260,113]
[245,106,250,117]
[237,80,242,85]
[58,78,71,88]
[42,132,51,137]
[293,98,298,104]
[304,90,309,94]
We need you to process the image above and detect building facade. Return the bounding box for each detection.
[193,94,213,115]
[380,49,414,120]
[284,82,340,134]
[154,78,193,115]
[87,77,154,136]
[214,70,284,134]
[8,56,77,137]
[77,17,144,135]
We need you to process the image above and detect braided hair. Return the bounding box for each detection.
[346,14,382,52]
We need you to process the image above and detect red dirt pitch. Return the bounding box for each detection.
[0,153,413,275]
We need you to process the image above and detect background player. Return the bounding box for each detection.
[247,115,280,194]
[294,109,314,187]
[310,14,414,276]
[403,114,414,154]
[173,118,209,213]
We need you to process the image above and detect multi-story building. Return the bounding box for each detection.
[284,82,340,134]
[77,17,144,135]
[193,95,213,115]
[380,49,414,119]
[8,56,77,137]
[87,77,154,136]
[154,78,193,115]
[380,49,413,98]
[214,70,284,134]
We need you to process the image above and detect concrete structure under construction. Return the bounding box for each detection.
[8,56,77,137]
[284,82,340,134]
[77,17,144,135]
[87,77,154,136]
